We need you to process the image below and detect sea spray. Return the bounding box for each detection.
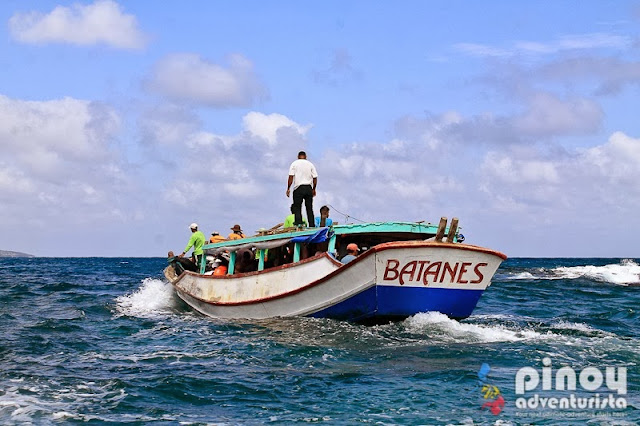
[552,260,640,285]
[404,311,551,343]
[500,259,640,285]
[115,278,176,317]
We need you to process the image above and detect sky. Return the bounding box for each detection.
[1,0,640,257]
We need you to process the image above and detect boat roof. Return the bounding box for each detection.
[203,221,443,251]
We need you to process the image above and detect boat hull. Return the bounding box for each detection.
[310,286,484,323]
[167,241,506,322]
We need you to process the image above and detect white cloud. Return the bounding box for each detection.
[0,95,120,179]
[538,57,640,95]
[514,93,602,137]
[481,152,559,185]
[146,53,268,107]
[9,0,147,49]
[138,104,201,148]
[2,94,638,257]
[456,32,631,58]
[243,112,312,146]
[0,94,135,229]
[453,43,512,58]
[477,131,640,225]
[581,131,640,182]
[553,33,630,50]
[136,110,311,212]
[0,167,34,195]
[392,92,602,146]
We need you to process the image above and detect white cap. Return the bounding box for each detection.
[189,223,198,229]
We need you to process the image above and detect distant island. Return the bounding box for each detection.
[0,250,35,258]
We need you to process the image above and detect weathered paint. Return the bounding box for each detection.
[228,251,236,274]
[257,249,265,271]
[168,241,506,321]
[293,243,301,262]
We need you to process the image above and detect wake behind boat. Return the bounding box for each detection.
[164,218,506,323]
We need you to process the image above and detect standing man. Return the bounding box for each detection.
[180,223,206,268]
[286,151,318,227]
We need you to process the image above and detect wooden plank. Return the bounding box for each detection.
[435,217,447,242]
[446,217,459,242]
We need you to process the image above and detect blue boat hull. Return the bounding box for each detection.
[310,284,485,323]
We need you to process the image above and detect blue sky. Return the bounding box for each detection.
[1,0,640,257]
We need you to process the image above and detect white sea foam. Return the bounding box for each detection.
[508,272,536,280]
[471,313,527,321]
[0,380,127,423]
[52,411,75,420]
[115,278,177,318]
[551,320,592,332]
[0,387,61,422]
[552,259,640,285]
[404,312,552,343]
[550,320,621,340]
[503,260,640,285]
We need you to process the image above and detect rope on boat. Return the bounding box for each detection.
[326,204,366,224]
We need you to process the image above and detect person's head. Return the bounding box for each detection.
[346,243,359,255]
[189,223,198,232]
[231,224,243,234]
[168,251,175,258]
[320,205,330,217]
[211,231,219,236]
[297,151,306,159]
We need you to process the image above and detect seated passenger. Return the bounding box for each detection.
[340,243,359,264]
[235,248,257,273]
[167,250,198,273]
[227,224,246,240]
[209,231,226,243]
[284,205,307,228]
[314,205,333,227]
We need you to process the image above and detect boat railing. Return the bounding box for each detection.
[195,220,459,276]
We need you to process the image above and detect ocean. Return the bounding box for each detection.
[0,257,638,425]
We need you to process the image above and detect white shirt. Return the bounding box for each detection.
[288,159,318,190]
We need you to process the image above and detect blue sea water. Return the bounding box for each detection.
[0,257,638,425]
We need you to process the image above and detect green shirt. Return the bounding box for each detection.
[284,214,307,228]
[184,231,206,255]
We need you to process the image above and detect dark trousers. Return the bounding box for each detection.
[292,184,315,227]
[192,254,203,271]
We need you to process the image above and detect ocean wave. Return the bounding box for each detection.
[501,259,640,285]
[400,313,636,355]
[403,312,553,343]
[114,278,177,318]
[552,259,640,285]
[503,271,537,280]
[0,380,126,424]
[548,320,617,338]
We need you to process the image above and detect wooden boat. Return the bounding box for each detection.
[164,218,506,323]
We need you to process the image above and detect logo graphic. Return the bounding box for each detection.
[515,357,627,411]
[478,363,505,415]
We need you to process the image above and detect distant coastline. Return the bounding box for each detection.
[0,250,34,258]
